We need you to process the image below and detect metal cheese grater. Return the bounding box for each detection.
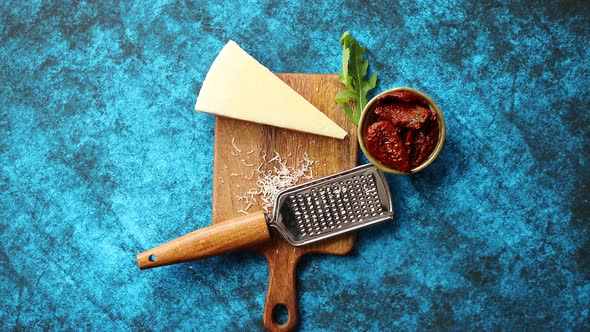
[137,163,393,269]
[271,163,393,246]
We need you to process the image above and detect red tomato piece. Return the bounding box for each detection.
[374,102,435,130]
[364,120,411,173]
[375,91,429,108]
[409,118,439,167]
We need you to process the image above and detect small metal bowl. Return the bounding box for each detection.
[358,87,446,175]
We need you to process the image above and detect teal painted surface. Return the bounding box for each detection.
[1,1,589,330]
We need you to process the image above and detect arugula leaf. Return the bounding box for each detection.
[335,31,378,126]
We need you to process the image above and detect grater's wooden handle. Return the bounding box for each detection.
[136,211,270,269]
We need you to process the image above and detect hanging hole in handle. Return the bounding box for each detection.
[148,254,157,262]
[272,303,289,326]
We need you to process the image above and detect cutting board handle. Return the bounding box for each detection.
[136,211,270,269]
[262,248,300,332]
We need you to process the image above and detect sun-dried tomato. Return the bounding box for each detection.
[364,120,411,173]
[374,102,435,130]
[364,91,440,172]
[410,120,439,167]
[400,128,414,157]
[409,117,440,167]
[375,91,429,107]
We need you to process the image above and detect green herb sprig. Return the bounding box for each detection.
[335,31,378,126]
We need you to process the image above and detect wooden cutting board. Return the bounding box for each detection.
[211,73,358,332]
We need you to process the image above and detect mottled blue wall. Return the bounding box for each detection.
[1,1,588,331]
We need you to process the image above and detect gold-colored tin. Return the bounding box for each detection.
[358,87,446,175]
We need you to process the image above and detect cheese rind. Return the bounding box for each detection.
[195,41,348,139]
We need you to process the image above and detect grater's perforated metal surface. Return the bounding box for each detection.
[271,164,393,246]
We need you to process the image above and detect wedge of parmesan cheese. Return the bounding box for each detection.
[195,40,348,139]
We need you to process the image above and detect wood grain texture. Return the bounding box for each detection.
[211,73,358,331]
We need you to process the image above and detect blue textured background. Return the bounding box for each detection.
[1,1,589,331]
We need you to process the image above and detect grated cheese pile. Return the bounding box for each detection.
[229,137,318,215]
[256,151,316,213]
